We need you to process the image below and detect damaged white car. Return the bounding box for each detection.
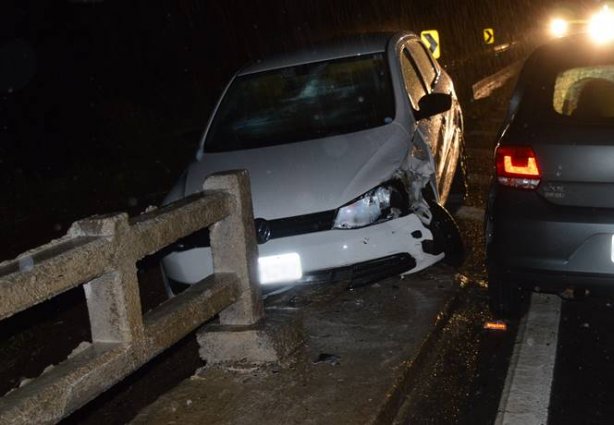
[162,31,465,294]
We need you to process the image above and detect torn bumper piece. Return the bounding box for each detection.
[162,212,444,290]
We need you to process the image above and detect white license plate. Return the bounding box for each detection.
[258,253,303,285]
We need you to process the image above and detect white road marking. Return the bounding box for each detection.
[495,293,561,425]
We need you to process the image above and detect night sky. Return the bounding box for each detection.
[0,0,589,258]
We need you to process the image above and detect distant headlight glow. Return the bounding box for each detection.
[550,18,569,38]
[589,7,614,44]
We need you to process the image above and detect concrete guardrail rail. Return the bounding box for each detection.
[0,170,265,425]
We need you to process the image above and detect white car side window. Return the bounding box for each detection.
[408,40,438,88]
[400,48,427,110]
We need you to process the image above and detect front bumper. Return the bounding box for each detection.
[487,187,614,291]
[162,213,443,287]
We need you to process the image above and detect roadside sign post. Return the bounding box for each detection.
[484,28,495,45]
[420,29,441,59]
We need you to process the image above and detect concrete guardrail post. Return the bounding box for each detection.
[203,171,265,326]
[69,214,146,346]
[198,171,304,366]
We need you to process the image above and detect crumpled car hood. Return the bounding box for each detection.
[185,123,411,219]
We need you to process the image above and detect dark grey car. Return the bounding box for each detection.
[485,34,614,316]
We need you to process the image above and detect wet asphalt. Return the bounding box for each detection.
[549,296,614,425]
[393,285,519,425]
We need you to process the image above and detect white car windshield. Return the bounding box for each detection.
[204,53,395,152]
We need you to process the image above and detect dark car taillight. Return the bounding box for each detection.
[495,145,541,189]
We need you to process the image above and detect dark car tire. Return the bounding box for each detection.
[428,201,465,267]
[487,266,522,318]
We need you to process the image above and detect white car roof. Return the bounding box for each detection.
[237,32,404,75]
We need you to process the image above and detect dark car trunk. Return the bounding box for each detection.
[528,125,614,209]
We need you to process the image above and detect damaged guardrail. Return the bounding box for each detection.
[0,170,264,425]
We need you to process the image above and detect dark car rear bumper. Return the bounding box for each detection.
[494,268,614,296]
[486,186,614,291]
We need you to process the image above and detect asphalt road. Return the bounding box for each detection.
[549,296,614,425]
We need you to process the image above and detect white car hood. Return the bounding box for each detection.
[185,123,411,219]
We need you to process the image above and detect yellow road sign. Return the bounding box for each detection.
[484,28,495,45]
[420,30,440,59]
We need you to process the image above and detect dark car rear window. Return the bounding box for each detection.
[553,65,614,119]
[204,53,395,152]
[517,43,614,124]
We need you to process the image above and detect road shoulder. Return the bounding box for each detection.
[130,268,458,425]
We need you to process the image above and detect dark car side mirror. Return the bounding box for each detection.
[414,92,453,121]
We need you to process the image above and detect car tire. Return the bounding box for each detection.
[428,201,465,267]
[487,266,522,318]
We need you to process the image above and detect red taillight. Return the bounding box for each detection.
[495,145,541,189]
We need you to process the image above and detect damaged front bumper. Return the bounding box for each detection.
[162,212,444,290]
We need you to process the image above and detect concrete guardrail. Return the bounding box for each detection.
[0,170,265,424]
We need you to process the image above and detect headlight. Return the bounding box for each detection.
[550,18,569,38]
[589,6,614,44]
[333,183,407,229]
